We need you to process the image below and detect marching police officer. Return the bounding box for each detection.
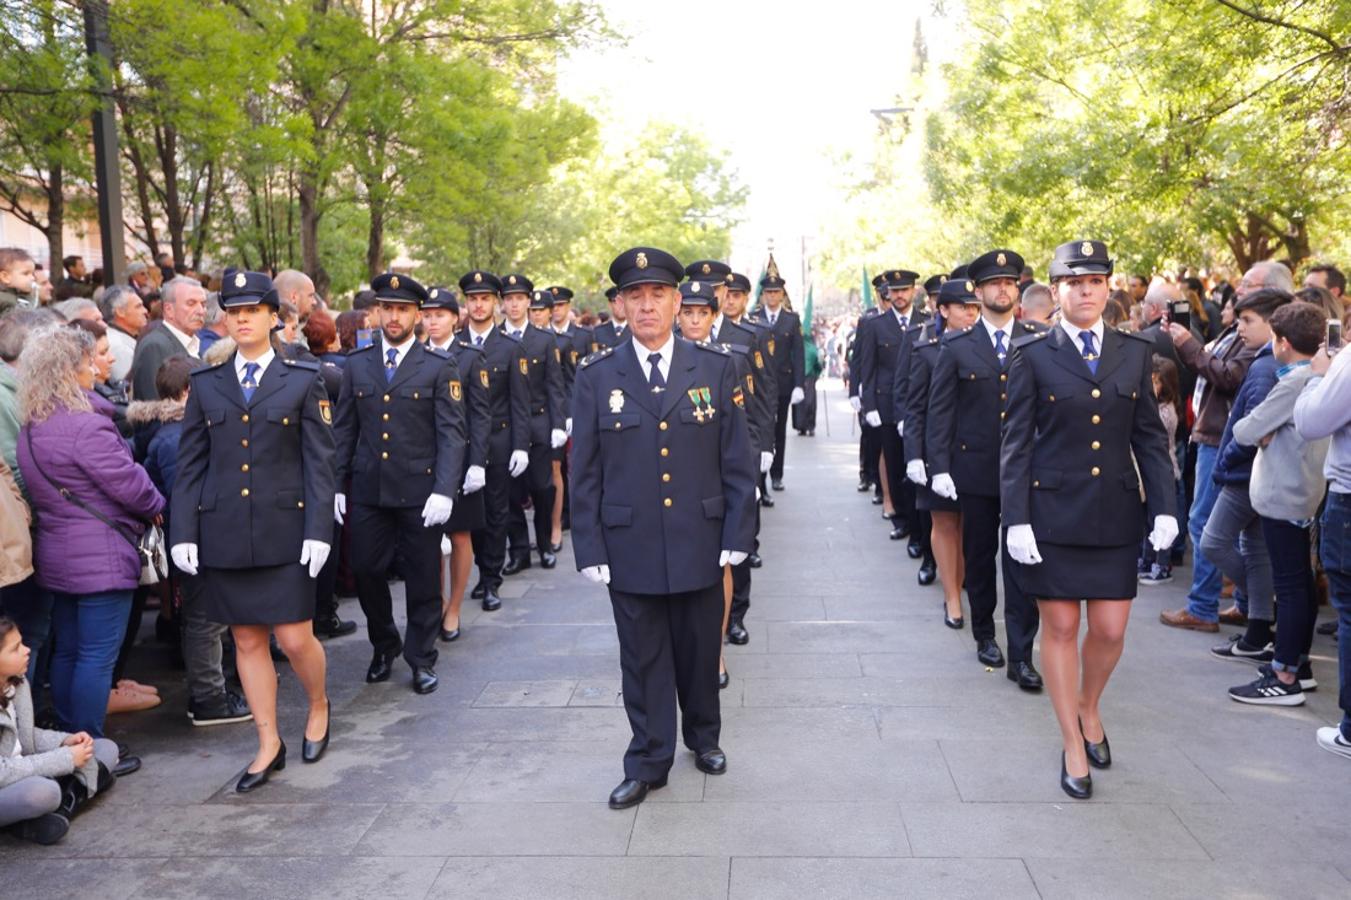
[547,286,590,550]
[926,250,1045,691]
[592,286,629,348]
[849,275,888,499]
[169,269,336,791]
[572,247,757,810]
[458,269,530,612]
[332,273,466,695]
[751,265,805,491]
[715,270,778,513]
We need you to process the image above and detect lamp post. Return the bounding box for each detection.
[82,0,125,283]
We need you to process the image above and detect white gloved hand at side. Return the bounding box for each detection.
[334,492,347,525]
[299,540,330,578]
[719,550,748,567]
[848,396,862,413]
[550,428,568,449]
[790,387,805,405]
[440,534,452,555]
[581,564,611,584]
[906,459,928,485]
[1149,514,1180,552]
[421,492,454,528]
[1006,524,1043,566]
[508,450,529,478]
[896,421,904,438]
[170,543,198,576]
[565,417,573,436]
[931,473,958,500]
[759,451,773,473]
[864,410,882,428]
[462,465,486,494]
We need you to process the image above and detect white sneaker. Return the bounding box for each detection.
[1315,726,1351,760]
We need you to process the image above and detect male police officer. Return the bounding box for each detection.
[751,265,805,490]
[717,270,779,513]
[459,270,530,611]
[572,247,757,809]
[592,286,628,348]
[332,273,466,695]
[850,274,888,498]
[927,251,1044,691]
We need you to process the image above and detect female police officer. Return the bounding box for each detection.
[1000,241,1177,799]
[170,270,336,793]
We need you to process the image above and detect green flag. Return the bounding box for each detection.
[862,268,875,310]
[801,283,813,336]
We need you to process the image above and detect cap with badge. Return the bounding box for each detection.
[1048,240,1113,279]
[949,263,970,280]
[967,250,1025,285]
[923,274,948,295]
[608,247,684,289]
[871,273,887,290]
[604,286,619,302]
[372,272,428,306]
[458,270,502,295]
[424,286,459,314]
[724,272,752,293]
[548,286,574,305]
[883,269,920,290]
[678,280,718,310]
[685,260,731,283]
[936,277,981,306]
[219,269,279,309]
[500,273,533,296]
[529,289,552,310]
[760,271,786,289]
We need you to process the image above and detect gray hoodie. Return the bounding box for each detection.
[1233,363,1328,521]
[1295,348,1351,495]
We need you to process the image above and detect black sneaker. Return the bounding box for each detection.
[1229,671,1304,706]
[1258,662,1317,691]
[187,690,253,727]
[1210,634,1274,664]
[9,812,69,845]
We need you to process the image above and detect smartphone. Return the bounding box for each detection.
[356,328,375,349]
[1169,300,1191,332]
[1329,319,1343,354]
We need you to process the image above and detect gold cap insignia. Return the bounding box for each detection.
[390,276,400,290]
[966,280,975,292]
[430,289,438,299]
[234,272,246,288]
[508,275,516,285]
[474,272,483,284]
[996,252,1007,266]
[1081,241,1094,256]
[691,282,700,293]
[701,263,711,274]
[636,252,648,270]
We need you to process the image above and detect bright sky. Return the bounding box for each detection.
[558,0,955,295]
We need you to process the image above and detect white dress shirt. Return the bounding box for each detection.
[466,323,493,347]
[382,335,416,372]
[234,346,275,386]
[893,307,912,330]
[980,316,1012,355]
[164,320,200,358]
[1059,317,1105,358]
[711,313,726,342]
[504,320,527,340]
[633,333,674,383]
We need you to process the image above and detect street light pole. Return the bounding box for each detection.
[82,0,125,283]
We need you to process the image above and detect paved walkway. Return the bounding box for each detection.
[5,380,1350,898]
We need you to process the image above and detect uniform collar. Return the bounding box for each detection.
[980,315,1014,344]
[1058,317,1104,351]
[382,333,416,370]
[234,346,275,381]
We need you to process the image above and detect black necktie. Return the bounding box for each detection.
[647,352,665,391]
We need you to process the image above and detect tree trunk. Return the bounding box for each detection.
[298,166,328,295]
[46,161,64,273]
[366,200,384,280]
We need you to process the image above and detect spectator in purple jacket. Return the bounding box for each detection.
[14,326,164,739]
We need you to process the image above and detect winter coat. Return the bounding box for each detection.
[0,679,102,796]
[1215,344,1278,485]
[127,398,186,504]
[0,458,32,588]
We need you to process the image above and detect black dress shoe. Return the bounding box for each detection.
[976,639,1005,668]
[1060,752,1092,800]
[549,542,563,554]
[439,626,461,642]
[1079,716,1112,769]
[771,479,784,491]
[748,553,762,569]
[302,700,330,764]
[906,539,923,559]
[502,556,530,576]
[857,479,872,492]
[871,494,884,505]
[608,775,666,809]
[727,620,749,645]
[695,747,727,775]
[917,560,937,585]
[759,493,775,508]
[471,582,486,600]
[889,525,907,541]
[944,613,965,630]
[1008,660,1043,691]
[366,651,396,683]
[481,591,502,612]
[540,552,557,569]
[313,614,358,639]
[412,666,439,695]
[112,755,142,778]
[719,668,730,690]
[236,741,286,793]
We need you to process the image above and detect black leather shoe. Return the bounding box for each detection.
[502,556,530,576]
[917,560,937,585]
[907,539,923,560]
[1060,752,1092,800]
[313,614,358,639]
[727,620,749,645]
[302,700,330,763]
[481,591,502,612]
[718,668,730,690]
[1008,661,1043,692]
[759,493,775,508]
[857,479,872,492]
[1080,717,1112,769]
[439,625,461,643]
[976,639,1005,668]
[540,552,557,569]
[10,811,69,844]
[412,666,439,695]
[366,652,396,683]
[871,494,884,505]
[236,741,285,793]
[471,582,486,600]
[771,479,784,491]
[944,613,965,630]
[608,775,666,809]
[695,747,727,775]
[112,755,142,778]
[889,525,907,541]
[748,553,762,568]
[549,542,563,554]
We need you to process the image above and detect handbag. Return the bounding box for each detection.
[23,429,167,585]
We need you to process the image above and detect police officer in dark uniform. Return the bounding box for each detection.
[547,286,589,550]
[850,274,888,496]
[332,273,466,695]
[459,270,530,612]
[717,271,779,513]
[591,286,629,348]
[750,265,805,491]
[501,282,567,570]
[572,247,757,810]
[1001,239,1177,798]
[169,269,336,792]
[926,251,1045,690]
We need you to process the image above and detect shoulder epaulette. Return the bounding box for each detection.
[862,308,880,319]
[579,346,615,368]
[189,360,228,376]
[282,358,320,371]
[349,343,377,354]
[425,346,451,360]
[695,340,730,355]
[1012,330,1049,349]
[940,327,973,344]
[1117,328,1153,344]
[455,339,483,354]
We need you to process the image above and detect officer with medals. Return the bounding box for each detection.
[926,251,1045,691]
[571,247,757,810]
[332,273,467,695]
[458,269,530,612]
[498,282,567,571]
[1001,240,1177,798]
[716,270,779,515]
[169,269,336,792]
[591,286,628,348]
[422,287,491,642]
[750,266,805,491]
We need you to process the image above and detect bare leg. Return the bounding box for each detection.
[550,461,565,547]
[931,510,964,619]
[1079,600,1131,743]
[720,565,732,677]
[232,624,281,773]
[443,531,473,632]
[879,452,894,518]
[1038,601,1089,777]
[274,620,329,742]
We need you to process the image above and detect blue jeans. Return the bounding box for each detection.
[0,576,53,683]
[1321,492,1351,740]
[1185,444,1225,621]
[49,590,132,738]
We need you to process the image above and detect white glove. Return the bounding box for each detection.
[759,451,773,473]
[1006,524,1043,566]
[334,492,347,525]
[864,410,882,428]
[931,473,958,500]
[581,564,611,584]
[550,428,568,449]
[440,534,452,555]
[462,465,486,494]
[896,421,904,438]
[299,540,330,579]
[849,396,862,412]
[1149,514,1180,552]
[906,459,927,485]
[508,450,529,478]
[170,543,198,576]
[565,417,573,436]
[790,387,805,405]
[421,492,454,528]
[719,550,748,567]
